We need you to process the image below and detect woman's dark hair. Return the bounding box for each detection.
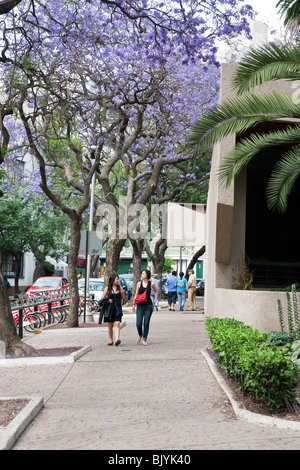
[107,274,119,294]
[179,272,184,278]
[142,269,151,280]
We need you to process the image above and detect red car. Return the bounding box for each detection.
[26,276,68,295]
[24,276,69,315]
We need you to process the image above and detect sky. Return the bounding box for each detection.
[246,0,283,32]
[216,0,285,61]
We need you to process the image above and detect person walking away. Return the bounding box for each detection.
[176,272,188,311]
[166,271,177,311]
[187,269,197,311]
[4,276,10,289]
[101,274,127,346]
[150,274,161,311]
[133,269,157,346]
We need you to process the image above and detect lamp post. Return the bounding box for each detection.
[81,146,97,323]
[86,147,96,280]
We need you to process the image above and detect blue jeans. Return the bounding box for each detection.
[177,291,186,309]
[150,293,160,307]
[136,303,153,341]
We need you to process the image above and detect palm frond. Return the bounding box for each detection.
[218,125,300,187]
[266,145,300,212]
[232,43,300,94]
[276,0,300,27]
[187,92,300,152]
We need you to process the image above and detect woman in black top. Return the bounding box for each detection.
[132,269,157,346]
[102,274,127,346]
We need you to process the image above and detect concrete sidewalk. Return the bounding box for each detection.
[2,300,300,450]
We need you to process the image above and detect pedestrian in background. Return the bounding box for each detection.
[166,271,177,311]
[4,276,10,289]
[101,274,126,346]
[176,272,188,311]
[133,269,157,346]
[150,274,161,311]
[187,269,196,311]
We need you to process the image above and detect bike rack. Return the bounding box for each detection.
[11,289,70,339]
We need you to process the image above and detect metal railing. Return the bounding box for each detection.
[10,289,70,339]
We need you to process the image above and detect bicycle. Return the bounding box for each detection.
[51,306,69,323]
[12,310,43,334]
[78,297,99,316]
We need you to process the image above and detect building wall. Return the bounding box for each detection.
[205,63,298,333]
[213,288,287,333]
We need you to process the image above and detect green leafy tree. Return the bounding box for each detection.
[163,257,175,273]
[0,192,69,293]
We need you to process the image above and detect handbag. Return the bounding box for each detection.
[135,289,147,304]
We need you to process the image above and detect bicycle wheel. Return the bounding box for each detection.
[51,309,63,323]
[60,306,69,322]
[24,314,42,332]
[90,300,99,311]
[36,312,46,328]
[48,311,55,324]
[56,307,66,323]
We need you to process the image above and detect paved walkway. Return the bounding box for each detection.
[2,300,300,450]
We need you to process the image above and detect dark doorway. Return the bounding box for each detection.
[245,147,300,287]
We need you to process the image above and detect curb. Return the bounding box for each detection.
[201,348,300,431]
[0,345,91,367]
[42,320,127,331]
[0,397,44,450]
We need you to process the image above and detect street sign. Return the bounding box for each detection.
[79,231,102,258]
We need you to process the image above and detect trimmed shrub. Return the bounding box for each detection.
[206,317,298,411]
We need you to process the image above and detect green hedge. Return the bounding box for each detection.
[206,318,298,411]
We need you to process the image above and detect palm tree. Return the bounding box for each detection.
[187,40,300,213]
[276,0,300,30]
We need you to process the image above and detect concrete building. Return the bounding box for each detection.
[205,63,300,333]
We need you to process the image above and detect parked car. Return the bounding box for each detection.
[78,276,128,301]
[118,276,128,298]
[119,274,133,299]
[26,276,68,296]
[196,280,205,296]
[78,277,104,300]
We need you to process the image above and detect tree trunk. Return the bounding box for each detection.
[90,255,99,277]
[13,252,22,294]
[185,246,205,278]
[33,259,45,284]
[66,215,82,327]
[103,237,126,287]
[152,254,166,279]
[144,237,167,280]
[0,268,39,356]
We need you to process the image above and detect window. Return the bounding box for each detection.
[0,251,24,278]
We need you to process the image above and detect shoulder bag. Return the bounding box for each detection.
[135,290,147,304]
[135,282,148,304]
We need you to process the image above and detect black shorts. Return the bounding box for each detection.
[168,291,177,304]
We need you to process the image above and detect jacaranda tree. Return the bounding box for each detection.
[0,0,255,353]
